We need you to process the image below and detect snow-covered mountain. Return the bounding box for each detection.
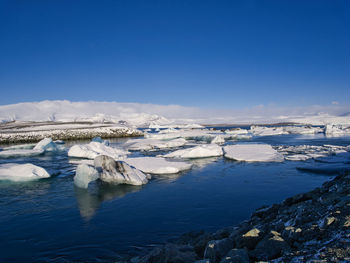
[0,100,350,126]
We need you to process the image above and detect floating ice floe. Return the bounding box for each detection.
[0,149,44,158]
[2,143,36,151]
[224,128,249,135]
[125,138,187,151]
[224,144,284,162]
[283,126,323,134]
[0,137,63,158]
[250,126,288,136]
[275,144,349,161]
[325,124,350,136]
[164,144,223,159]
[33,138,62,152]
[91,136,110,145]
[74,155,149,188]
[74,164,100,188]
[125,157,193,174]
[68,141,128,159]
[211,135,225,144]
[0,163,50,181]
[95,155,149,185]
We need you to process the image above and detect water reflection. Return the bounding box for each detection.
[74,182,142,220]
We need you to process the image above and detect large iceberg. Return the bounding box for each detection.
[125,157,193,174]
[94,155,149,185]
[68,141,128,159]
[325,124,350,136]
[224,144,284,162]
[164,144,223,159]
[250,126,288,136]
[0,163,50,181]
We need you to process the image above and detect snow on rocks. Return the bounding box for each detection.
[68,141,128,159]
[164,144,223,159]
[0,163,50,181]
[224,144,284,162]
[125,157,193,174]
[126,138,187,151]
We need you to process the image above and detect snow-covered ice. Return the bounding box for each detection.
[250,126,288,136]
[224,144,284,162]
[125,157,193,174]
[324,124,350,136]
[126,138,187,151]
[74,164,100,189]
[0,149,44,158]
[68,141,128,159]
[0,163,50,181]
[164,144,223,159]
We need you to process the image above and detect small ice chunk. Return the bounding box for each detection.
[94,155,149,185]
[125,157,192,174]
[74,164,100,189]
[91,136,109,146]
[0,163,50,181]
[33,138,59,152]
[225,128,248,135]
[68,141,128,159]
[285,154,311,161]
[211,135,225,144]
[224,144,284,162]
[0,149,44,158]
[164,144,223,159]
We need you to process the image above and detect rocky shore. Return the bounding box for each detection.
[126,173,350,263]
[0,121,143,143]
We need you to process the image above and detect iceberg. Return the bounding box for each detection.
[211,135,225,144]
[126,138,187,151]
[68,141,128,159]
[0,163,50,181]
[94,155,149,185]
[325,124,350,136]
[164,144,223,159]
[33,138,60,152]
[224,128,248,135]
[125,157,193,174]
[74,164,100,189]
[250,126,288,136]
[224,144,284,162]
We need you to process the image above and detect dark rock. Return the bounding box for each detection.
[137,244,197,263]
[219,248,250,263]
[235,228,262,250]
[204,238,234,263]
[250,231,290,260]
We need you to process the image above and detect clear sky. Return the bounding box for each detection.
[0,0,349,108]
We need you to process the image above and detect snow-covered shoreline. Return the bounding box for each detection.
[0,121,143,144]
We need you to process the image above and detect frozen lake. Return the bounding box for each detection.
[0,130,349,262]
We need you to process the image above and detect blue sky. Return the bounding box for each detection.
[0,0,349,108]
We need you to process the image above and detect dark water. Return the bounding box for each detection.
[0,134,349,262]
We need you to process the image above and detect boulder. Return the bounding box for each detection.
[204,238,233,263]
[219,248,250,263]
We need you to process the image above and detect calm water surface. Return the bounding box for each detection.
[0,133,349,262]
